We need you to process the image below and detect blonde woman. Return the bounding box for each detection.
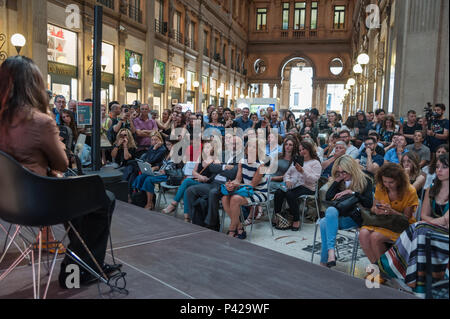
[320,155,374,268]
[111,128,137,167]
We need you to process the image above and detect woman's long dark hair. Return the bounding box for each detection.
[0,56,49,135]
[62,109,78,141]
[300,140,320,162]
[429,144,449,174]
[430,153,449,199]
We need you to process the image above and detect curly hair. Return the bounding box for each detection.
[375,162,410,197]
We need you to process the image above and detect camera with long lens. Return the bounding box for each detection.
[424,102,439,129]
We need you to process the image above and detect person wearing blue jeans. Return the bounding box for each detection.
[319,207,358,265]
[319,155,374,268]
[162,140,220,221]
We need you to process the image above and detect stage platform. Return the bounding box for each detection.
[0,201,416,299]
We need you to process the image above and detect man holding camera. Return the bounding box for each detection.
[427,104,449,154]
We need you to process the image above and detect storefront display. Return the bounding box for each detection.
[47,24,78,101]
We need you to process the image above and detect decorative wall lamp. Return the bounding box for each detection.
[11,33,26,55]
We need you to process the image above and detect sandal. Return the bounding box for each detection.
[184,217,191,223]
[162,203,177,214]
[227,229,237,237]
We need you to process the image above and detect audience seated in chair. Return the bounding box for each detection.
[377,153,449,297]
[359,163,419,264]
[319,155,373,268]
[400,152,426,196]
[321,141,347,178]
[162,140,221,222]
[222,139,269,240]
[111,128,137,168]
[132,138,178,210]
[273,141,322,231]
[184,136,244,231]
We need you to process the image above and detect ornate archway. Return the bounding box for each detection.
[278,55,315,111]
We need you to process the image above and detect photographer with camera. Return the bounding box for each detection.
[426,104,449,155]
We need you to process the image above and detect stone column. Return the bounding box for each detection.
[16,0,48,77]
[269,84,274,98]
[118,29,128,104]
[144,0,155,107]
[197,19,205,112]
[281,80,290,109]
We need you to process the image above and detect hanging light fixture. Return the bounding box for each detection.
[353,64,363,74]
[132,63,141,74]
[177,77,185,85]
[347,78,356,86]
[357,53,370,65]
[193,81,200,88]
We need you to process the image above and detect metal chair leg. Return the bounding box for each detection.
[311,222,319,263]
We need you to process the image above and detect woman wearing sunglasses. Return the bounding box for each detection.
[320,155,373,268]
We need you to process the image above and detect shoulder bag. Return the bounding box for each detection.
[361,210,410,234]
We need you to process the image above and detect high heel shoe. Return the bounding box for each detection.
[162,203,177,214]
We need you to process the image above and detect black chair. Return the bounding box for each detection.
[0,150,116,299]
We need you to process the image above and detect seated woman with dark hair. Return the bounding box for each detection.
[377,153,448,297]
[132,138,177,210]
[61,109,78,151]
[273,141,322,231]
[162,140,221,222]
[359,163,419,264]
[400,152,426,196]
[320,155,373,268]
[111,128,137,167]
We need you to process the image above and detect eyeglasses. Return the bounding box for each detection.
[336,170,349,175]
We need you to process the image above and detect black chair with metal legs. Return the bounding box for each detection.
[0,150,123,299]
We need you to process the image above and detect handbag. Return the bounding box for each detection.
[220,184,254,198]
[332,194,360,217]
[166,168,184,186]
[361,209,410,233]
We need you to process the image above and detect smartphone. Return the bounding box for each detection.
[376,203,382,208]
[294,155,304,167]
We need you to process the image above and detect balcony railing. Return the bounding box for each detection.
[155,19,167,35]
[128,4,142,23]
[186,39,196,51]
[293,30,306,38]
[172,30,183,44]
[97,0,114,9]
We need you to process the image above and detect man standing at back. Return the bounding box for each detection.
[371,109,386,134]
[133,104,158,157]
[402,110,422,145]
[427,103,449,155]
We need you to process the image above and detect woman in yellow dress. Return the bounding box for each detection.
[359,163,419,263]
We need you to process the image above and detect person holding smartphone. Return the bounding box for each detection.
[273,141,322,231]
[112,105,137,136]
